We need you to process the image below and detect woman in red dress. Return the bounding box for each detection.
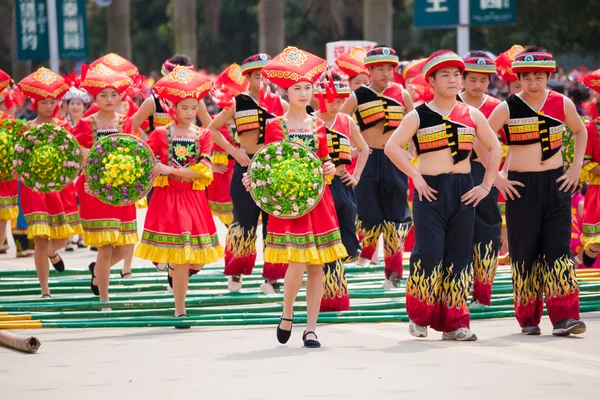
[72,64,136,307]
[245,47,347,347]
[16,68,77,297]
[0,69,17,249]
[135,66,224,322]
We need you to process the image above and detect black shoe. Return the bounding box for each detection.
[583,250,598,267]
[167,265,173,291]
[120,270,132,279]
[77,239,85,249]
[277,315,293,344]
[90,246,98,252]
[521,325,541,335]
[552,319,587,336]
[270,281,281,294]
[48,253,65,272]
[175,314,191,330]
[89,262,99,296]
[302,331,321,348]
[65,245,74,252]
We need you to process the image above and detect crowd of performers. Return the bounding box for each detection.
[1,40,598,347]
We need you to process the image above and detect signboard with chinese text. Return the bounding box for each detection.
[470,0,516,26]
[57,0,89,59]
[326,41,377,67]
[414,0,459,29]
[16,0,50,60]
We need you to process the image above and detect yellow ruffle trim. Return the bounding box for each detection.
[264,243,348,265]
[212,153,229,165]
[153,176,169,187]
[134,242,224,265]
[502,144,509,161]
[70,224,84,236]
[325,174,334,185]
[582,235,600,250]
[214,213,233,226]
[190,163,214,190]
[0,206,18,221]
[27,223,75,240]
[136,197,149,209]
[581,162,600,184]
[83,231,139,248]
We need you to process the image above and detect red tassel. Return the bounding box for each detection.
[80,64,90,82]
[326,71,337,102]
[317,86,328,113]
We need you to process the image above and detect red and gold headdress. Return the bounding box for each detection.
[335,47,369,79]
[90,53,139,78]
[261,47,327,90]
[401,58,427,84]
[463,55,496,75]
[0,69,11,94]
[422,50,465,82]
[581,69,600,95]
[495,45,524,83]
[211,63,249,109]
[17,67,70,102]
[161,59,195,77]
[153,66,213,123]
[511,51,556,74]
[80,63,132,98]
[241,53,272,75]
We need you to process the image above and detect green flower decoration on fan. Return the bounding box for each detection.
[0,118,28,182]
[86,134,156,206]
[248,140,325,218]
[13,123,82,192]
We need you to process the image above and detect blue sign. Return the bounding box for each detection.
[414,0,459,29]
[470,0,516,26]
[57,0,89,59]
[16,0,50,60]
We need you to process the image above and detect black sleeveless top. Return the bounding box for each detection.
[233,93,275,144]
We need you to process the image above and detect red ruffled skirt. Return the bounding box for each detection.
[264,186,347,265]
[0,180,18,221]
[76,175,138,247]
[20,184,75,239]
[206,159,234,226]
[135,179,224,264]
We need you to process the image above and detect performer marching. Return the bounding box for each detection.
[385,50,502,341]
[208,53,289,294]
[16,68,79,297]
[135,66,224,323]
[335,47,370,91]
[579,70,600,266]
[488,47,587,336]
[73,64,137,307]
[340,47,413,289]
[458,53,503,306]
[243,47,347,347]
[0,70,17,250]
[313,74,369,311]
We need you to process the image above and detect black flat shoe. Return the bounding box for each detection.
[583,249,598,267]
[89,262,99,296]
[277,315,293,344]
[175,314,191,330]
[48,253,65,272]
[302,331,321,348]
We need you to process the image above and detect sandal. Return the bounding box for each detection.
[89,262,99,296]
[120,271,132,279]
[41,294,51,299]
[48,253,65,272]
[302,331,321,348]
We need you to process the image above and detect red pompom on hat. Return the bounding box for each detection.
[581,69,600,95]
[212,63,249,109]
[17,67,70,102]
[261,46,327,90]
[422,50,465,82]
[495,45,524,83]
[80,63,132,98]
[90,53,139,78]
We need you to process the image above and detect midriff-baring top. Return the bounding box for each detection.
[502,90,566,161]
[212,123,238,165]
[413,101,476,164]
[326,113,353,166]
[234,92,284,144]
[149,94,173,131]
[457,93,502,159]
[353,83,406,133]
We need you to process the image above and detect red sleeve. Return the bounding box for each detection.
[264,117,284,145]
[316,119,329,160]
[199,128,213,162]
[71,118,93,148]
[264,92,285,117]
[146,128,168,163]
[121,116,134,134]
[586,119,600,162]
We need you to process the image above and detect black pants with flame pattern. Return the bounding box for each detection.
[471,160,502,306]
[321,176,359,311]
[406,173,474,332]
[355,149,411,278]
[506,168,580,328]
[223,161,287,281]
